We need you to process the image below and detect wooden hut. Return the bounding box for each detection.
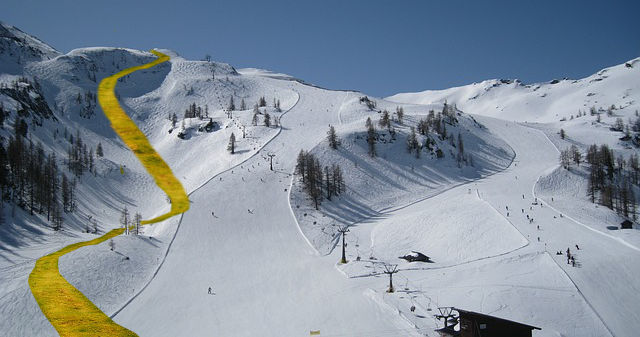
[436,307,540,337]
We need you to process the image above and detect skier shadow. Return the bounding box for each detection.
[113,251,130,260]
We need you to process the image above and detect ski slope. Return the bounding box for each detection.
[1,21,639,337]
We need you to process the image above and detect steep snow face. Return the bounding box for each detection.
[0,21,60,75]
[388,58,640,124]
[290,97,514,254]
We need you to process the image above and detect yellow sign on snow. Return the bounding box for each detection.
[310,330,321,335]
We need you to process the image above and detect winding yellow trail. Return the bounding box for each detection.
[29,50,189,336]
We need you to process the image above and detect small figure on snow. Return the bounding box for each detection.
[575,244,580,250]
[208,287,212,294]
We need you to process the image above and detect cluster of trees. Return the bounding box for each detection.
[66,130,97,177]
[182,103,209,120]
[416,104,458,140]
[0,120,78,229]
[362,103,469,165]
[586,144,638,219]
[295,150,345,210]
[76,91,97,119]
[562,144,639,219]
[252,104,276,127]
[119,206,142,235]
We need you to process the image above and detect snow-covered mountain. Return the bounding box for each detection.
[1,21,639,337]
[388,59,640,124]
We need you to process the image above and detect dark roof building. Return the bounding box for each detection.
[436,308,541,337]
[621,219,633,229]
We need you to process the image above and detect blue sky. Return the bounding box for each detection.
[4,0,639,97]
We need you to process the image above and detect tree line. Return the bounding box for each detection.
[562,143,638,219]
[295,150,345,210]
[0,119,80,229]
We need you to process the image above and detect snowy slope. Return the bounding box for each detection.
[0,21,60,75]
[388,58,640,124]
[290,97,514,254]
[1,22,638,337]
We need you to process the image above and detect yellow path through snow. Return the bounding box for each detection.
[29,50,189,336]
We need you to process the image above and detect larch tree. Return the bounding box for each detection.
[366,117,377,158]
[327,125,340,149]
[120,206,130,235]
[396,106,404,124]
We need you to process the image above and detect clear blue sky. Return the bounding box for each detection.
[4,0,639,97]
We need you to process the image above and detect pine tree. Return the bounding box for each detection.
[240,98,246,110]
[417,119,429,135]
[396,106,404,124]
[366,117,377,157]
[295,150,307,183]
[457,132,465,166]
[571,145,581,166]
[327,125,339,149]
[252,112,258,126]
[560,148,572,169]
[52,203,62,231]
[227,132,236,154]
[588,168,597,203]
[379,110,391,129]
[264,113,271,127]
[0,103,5,128]
[325,166,332,200]
[228,96,235,111]
[406,127,420,158]
[96,142,104,157]
[560,129,566,139]
[61,174,70,212]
